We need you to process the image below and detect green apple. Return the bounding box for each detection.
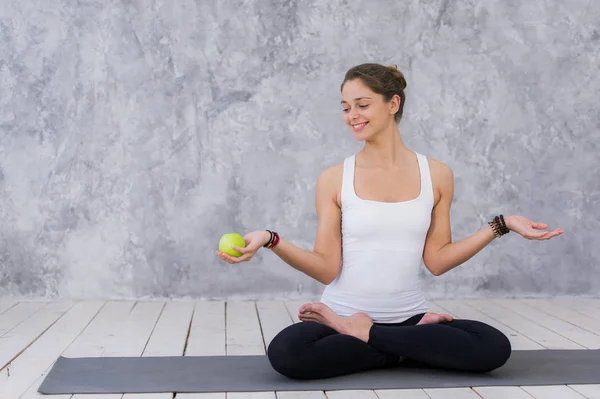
[218,233,246,257]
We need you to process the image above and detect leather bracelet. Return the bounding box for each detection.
[263,230,280,248]
[263,230,273,248]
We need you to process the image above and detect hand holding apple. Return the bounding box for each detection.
[216,230,271,264]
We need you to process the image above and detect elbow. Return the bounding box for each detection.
[425,260,444,276]
[322,264,341,285]
[431,268,445,277]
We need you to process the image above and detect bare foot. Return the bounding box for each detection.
[417,312,454,325]
[298,302,373,343]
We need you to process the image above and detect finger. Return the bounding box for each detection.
[545,229,564,239]
[298,303,314,314]
[530,230,550,239]
[229,250,250,261]
[531,222,549,229]
[299,314,318,323]
[218,252,241,264]
[534,230,561,240]
[231,245,249,254]
[216,251,231,263]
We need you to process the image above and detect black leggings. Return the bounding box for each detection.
[267,313,512,380]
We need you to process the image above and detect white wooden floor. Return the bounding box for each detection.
[0,297,599,399]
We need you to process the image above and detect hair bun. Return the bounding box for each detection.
[387,64,407,90]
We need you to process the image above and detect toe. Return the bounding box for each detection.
[299,302,314,314]
[310,302,326,313]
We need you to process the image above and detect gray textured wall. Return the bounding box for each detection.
[1,0,599,300]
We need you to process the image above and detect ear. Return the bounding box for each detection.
[389,94,401,115]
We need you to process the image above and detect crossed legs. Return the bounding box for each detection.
[267,302,512,380]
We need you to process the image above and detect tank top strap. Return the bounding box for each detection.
[416,152,434,206]
[341,154,357,206]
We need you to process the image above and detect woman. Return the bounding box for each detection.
[216,63,564,380]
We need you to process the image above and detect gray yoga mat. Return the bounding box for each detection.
[38,350,600,394]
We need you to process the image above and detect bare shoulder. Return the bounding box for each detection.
[424,156,454,205]
[317,161,344,207]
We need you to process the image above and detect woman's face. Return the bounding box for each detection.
[341,79,398,141]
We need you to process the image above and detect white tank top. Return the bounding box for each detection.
[319,152,433,323]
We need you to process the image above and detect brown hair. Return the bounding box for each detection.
[340,63,407,124]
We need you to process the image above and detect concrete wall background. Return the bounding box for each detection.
[1,0,598,300]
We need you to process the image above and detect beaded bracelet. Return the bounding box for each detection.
[488,214,510,238]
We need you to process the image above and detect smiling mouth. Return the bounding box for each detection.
[352,122,368,131]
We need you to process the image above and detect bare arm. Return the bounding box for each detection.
[422,160,563,276]
[421,162,495,276]
[271,166,342,284]
[217,165,343,285]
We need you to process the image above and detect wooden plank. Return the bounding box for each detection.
[493,299,600,349]
[0,299,17,315]
[135,300,194,357]
[521,385,586,398]
[464,299,584,349]
[60,301,135,357]
[100,301,165,358]
[472,386,534,398]
[433,300,545,350]
[0,301,73,370]
[548,297,600,320]
[227,393,276,399]
[519,299,600,335]
[374,389,431,398]
[580,298,600,307]
[325,391,378,399]
[276,392,327,398]
[227,301,274,399]
[19,301,135,398]
[226,300,293,399]
[424,388,481,398]
[175,395,224,399]
[550,298,600,322]
[569,384,600,398]
[284,300,309,324]
[0,301,47,337]
[255,300,293,348]
[122,301,194,399]
[71,301,165,399]
[0,301,104,398]
[184,301,225,356]
[178,301,226,399]
[226,301,265,356]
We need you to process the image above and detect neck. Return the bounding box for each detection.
[360,123,412,169]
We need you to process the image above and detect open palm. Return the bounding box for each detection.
[506,215,564,240]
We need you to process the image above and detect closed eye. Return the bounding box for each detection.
[342,105,369,112]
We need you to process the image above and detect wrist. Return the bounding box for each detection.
[504,215,514,231]
[262,231,271,247]
[263,230,280,249]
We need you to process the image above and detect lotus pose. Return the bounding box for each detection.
[216,63,564,380]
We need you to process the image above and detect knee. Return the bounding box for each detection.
[482,327,512,372]
[266,326,309,379]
